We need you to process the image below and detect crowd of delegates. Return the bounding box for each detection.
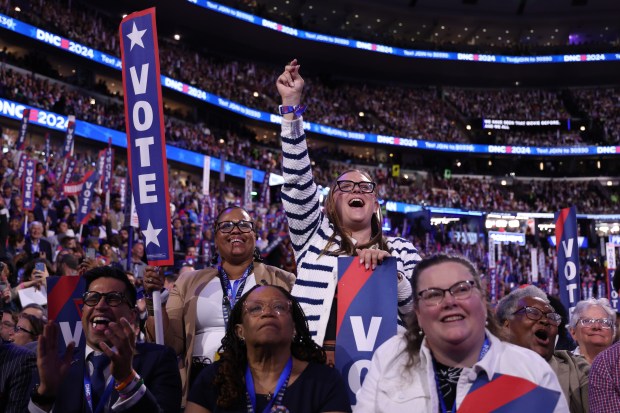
[2,0,619,147]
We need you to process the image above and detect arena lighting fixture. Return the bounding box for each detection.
[122,14,127,18]
[456,161,461,167]
[389,153,393,157]
[14,6,20,12]
[539,162,544,171]
[580,126,586,131]
[466,125,471,130]
[597,161,601,169]
[253,91,259,97]
[404,174,409,179]
[89,98,95,105]
[501,180,507,186]
[607,181,613,186]
[251,191,257,196]
[495,219,508,228]
[358,112,365,117]
[173,34,181,41]
[218,138,225,144]
[488,160,492,166]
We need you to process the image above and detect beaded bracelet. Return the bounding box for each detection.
[114,370,137,392]
[117,378,144,399]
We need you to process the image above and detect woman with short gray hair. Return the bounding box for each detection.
[569,298,616,364]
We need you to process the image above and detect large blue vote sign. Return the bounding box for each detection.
[336,257,398,404]
[120,8,174,266]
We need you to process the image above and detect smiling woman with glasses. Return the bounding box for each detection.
[276,60,421,364]
[13,313,43,348]
[355,254,568,413]
[144,206,296,402]
[568,298,616,364]
[186,285,351,413]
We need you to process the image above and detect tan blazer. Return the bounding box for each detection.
[146,262,295,403]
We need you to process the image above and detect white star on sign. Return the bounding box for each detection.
[126,22,147,51]
[142,219,162,247]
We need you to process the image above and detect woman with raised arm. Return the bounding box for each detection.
[276,60,421,356]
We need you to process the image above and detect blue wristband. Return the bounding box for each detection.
[278,105,307,117]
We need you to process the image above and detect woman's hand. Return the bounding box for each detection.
[276,59,304,108]
[143,266,164,294]
[356,248,391,270]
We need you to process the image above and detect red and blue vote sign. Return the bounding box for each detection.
[16,108,30,150]
[77,169,100,225]
[554,206,580,314]
[47,276,86,353]
[120,8,173,266]
[62,120,76,159]
[458,373,562,412]
[336,257,397,405]
[22,158,36,211]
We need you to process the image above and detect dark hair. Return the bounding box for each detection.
[83,266,137,307]
[404,253,501,368]
[322,169,387,256]
[19,313,44,338]
[213,284,324,408]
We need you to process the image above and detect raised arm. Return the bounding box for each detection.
[276,60,322,252]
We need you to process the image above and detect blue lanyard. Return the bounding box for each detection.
[245,357,292,413]
[218,264,253,326]
[434,336,491,413]
[83,362,115,413]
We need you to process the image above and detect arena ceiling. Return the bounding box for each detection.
[90,0,620,86]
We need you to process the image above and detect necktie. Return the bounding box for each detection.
[90,353,110,408]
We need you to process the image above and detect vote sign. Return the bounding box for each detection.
[120,8,173,266]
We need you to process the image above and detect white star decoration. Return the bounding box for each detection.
[142,219,162,247]
[126,22,147,51]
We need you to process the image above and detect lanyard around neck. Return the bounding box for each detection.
[245,357,293,413]
[83,360,115,413]
[218,263,253,326]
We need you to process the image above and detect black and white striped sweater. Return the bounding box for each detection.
[281,118,422,346]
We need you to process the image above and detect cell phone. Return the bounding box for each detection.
[35,262,46,272]
[0,281,7,291]
[86,248,96,259]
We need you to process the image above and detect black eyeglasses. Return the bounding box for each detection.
[215,220,254,233]
[82,291,128,307]
[16,325,36,335]
[335,180,376,193]
[417,280,477,306]
[512,306,562,326]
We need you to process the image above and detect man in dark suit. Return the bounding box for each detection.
[30,266,181,412]
[33,195,58,233]
[0,325,37,413]
[24,221,54,263]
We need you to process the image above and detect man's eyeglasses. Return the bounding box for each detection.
[512,306,562,326]
[578,318,613,329]
[215,220,254,233]
[1,321,16,330]
[82,291,128,307]
[417,280,477,306]
[335,180,376,193]
[244,300,292,317]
